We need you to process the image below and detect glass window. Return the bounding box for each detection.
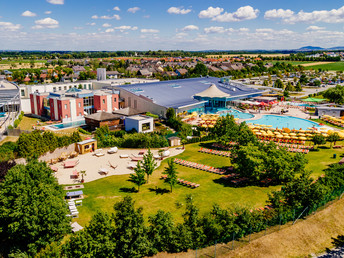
[102,99,105,104]
[58,87,61,91]
[53,87,56,92]
[21,89,25,96]
[78,102,81,108]
[64,104,67,109]
[142,122,151,131]
[64,86,67,90]
[114,98,116,102]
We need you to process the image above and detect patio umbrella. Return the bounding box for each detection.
[299,137,308,140]
[322,133,329,137]
[276,135,283,138]
[306,133,313,137]
[266,125,273,127]
[289,133,297,136]
[284,136,291,139]
[255,132,262,135]
[208,124,214,128]
[282,133,289,136]
[298,133,306,137]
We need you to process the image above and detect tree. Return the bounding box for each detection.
[113,196,153,257]
[63,212,116,257]
[262,79,269,86]
[274,79,284,89]
[165,107,176,121]
[285,81,294,91]
[283,90,290,98]
[295,81,302,92]
[141,148,157,183]
[299,74,308,84]
[0,160,70,256]
[192,63,208,76]
[311,134,326,149]
[148,210,176,253]
[327,133,341,148]
[163,159,179,193]
[129,161,146,192]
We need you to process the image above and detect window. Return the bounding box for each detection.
[64,86,67,90]
[65,115,68,119]
[69,86,72,89]
[84,84,86,89]
[102,99,105,104]
[78,102,81,108]
[58,87,61,91]
[79,112,82,116]
[53,87,56,92]
[64,104,67,109]
[83,96,94,107]
[21,89,25,96]
[114,98,116,102]
[142,122,151,131]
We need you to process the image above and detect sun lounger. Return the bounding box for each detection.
[64,160,79,168]
[127,162,137,169]
[50,165,58,172]
[70,170,79,179]
[99,167,109,175]
[107,147,118,154]
[108,161,118,170]
[120,154,129,158]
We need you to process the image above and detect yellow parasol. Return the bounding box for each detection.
[276,135,283,138]
[284,135,291,139]
[298,133,306,137]
[289,133,297,136]
[299,137,308,140]
[208,124,214,128]
[255,132,262,135]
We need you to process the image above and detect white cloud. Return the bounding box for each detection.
[274,6,344,24]
[143,15,150,19]
[199,7,224,18]
[128,7,140,13]
[212,6,259,22]
[167,7,192,15]
[46,0,64,5]
[307,25,325,31]
[204,26,227,34]
[102,23,112,28]
[264,9,294,19]
[113,6,120,11]
[105,28,114,33]
[141,28,159,33]
[0,21,21,31]
[45,11,52,14]
[238,27,250,32]
[181,25,199,31]
[92,14,120,20]
[87,22,96,26]
[256,28,274,33]
[22,10,37,17]
[73,27,83,30]
[114,26,138,32]
[32,17,59,29]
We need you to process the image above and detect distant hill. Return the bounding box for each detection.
[296,46,324,51]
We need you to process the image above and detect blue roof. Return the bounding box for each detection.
[118,77,262,109]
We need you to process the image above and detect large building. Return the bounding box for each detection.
[110,77,262,118]
[30,88,120,122]
[0,80,21,135]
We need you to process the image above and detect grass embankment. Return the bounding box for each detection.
[75,142,280,226]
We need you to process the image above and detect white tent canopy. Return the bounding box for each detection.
[194,84,230,98]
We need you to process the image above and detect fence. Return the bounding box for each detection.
[190,185,344,257]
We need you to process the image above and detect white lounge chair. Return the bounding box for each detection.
[108,147,118,154]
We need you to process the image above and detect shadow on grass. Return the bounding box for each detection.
[149,187,170,195]
[119,187,138,193]
[332,235,344,247]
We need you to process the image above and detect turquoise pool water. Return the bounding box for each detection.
[205,108,254,119]
[50,120,85,129]
[288,102,315,107]
[249,115,321,130]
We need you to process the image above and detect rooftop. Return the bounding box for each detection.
[126,115,153,121]
[85,112,121,122]
[117,77,262,109]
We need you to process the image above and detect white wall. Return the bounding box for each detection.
[53,99,58,120]
[106,95,112,112]
[70,99,77,121]
[20,98,31,113]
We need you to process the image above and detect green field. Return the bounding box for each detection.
[271,61,313,65]
[305,62,344,71]
[72,141,341,226]
[0,59,47,64]
[74,142,280,226]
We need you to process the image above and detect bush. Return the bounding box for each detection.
[78,127,92,135]
[146,112,159,119]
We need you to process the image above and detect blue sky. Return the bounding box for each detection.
[1,0,344,51]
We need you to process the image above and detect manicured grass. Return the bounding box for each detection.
[17,116,44,130]
[71,141,343,226]
[0,136,18,145]
[74,142,280,226]
[311,118,343,130]
[305,62,344,71]
[0,60,47,64]
[271,61,313,65]
[306,143,344,178]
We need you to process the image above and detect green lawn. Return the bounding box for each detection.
[0,59,47,64]
[74,142,280,226]
[271,61,313,65]
[305,62,344,71]
[71,141,342,227]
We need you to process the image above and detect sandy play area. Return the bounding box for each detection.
[54,147,184,185]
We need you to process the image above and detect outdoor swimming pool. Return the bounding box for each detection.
[206,108,254,119]
[248,115,321,130]
[50,120,86,130]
